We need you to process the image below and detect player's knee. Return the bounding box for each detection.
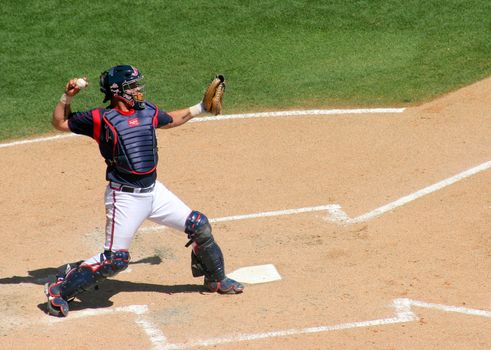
[111,250,130,272]
[185,210,213,245]
[99,250,130,277]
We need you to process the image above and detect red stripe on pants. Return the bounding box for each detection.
[109,190,116,251]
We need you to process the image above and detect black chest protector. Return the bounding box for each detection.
[99,104,158,175]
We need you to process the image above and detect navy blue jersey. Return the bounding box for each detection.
[68,101,173,187]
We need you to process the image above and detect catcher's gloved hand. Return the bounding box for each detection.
[203,75,225,115]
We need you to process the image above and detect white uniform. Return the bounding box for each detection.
[83,181,191,267]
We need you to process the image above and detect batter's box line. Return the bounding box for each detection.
[43,299,491,350]
[138,158,491,234]
[139,205,345,234]
[46,305,168,347]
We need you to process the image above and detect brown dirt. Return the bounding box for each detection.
[0,77,490,349]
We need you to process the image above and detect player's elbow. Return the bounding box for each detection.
[52,121,61,131]
[51,117,70,132]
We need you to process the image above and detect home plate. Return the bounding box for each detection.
[227,264,282,284]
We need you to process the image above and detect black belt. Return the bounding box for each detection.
[110,182,155,193]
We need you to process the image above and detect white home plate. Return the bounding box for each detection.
[227,264,282,284]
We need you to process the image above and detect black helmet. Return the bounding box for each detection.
[99,65,145,109]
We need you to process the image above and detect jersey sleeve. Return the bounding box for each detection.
[144,101,173,128]
[156,109,173,127]
[68,108,103,140]
[68,110,94,136]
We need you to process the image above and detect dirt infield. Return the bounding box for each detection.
[1,78,490,349]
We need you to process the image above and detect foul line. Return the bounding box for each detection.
[190,108,405,122]
[0,133,79,149]
[44,298,490,350]
[0,108,405,149]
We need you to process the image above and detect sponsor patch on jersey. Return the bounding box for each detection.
[128,118,140,127]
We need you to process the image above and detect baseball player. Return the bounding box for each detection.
[46,65,243,317]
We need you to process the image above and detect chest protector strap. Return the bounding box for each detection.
[100,105,159,175]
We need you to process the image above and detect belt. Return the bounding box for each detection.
[110,182,155,193]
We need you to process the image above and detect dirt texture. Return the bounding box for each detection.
[0,77,490,349]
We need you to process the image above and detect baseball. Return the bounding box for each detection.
[76,78,88,89]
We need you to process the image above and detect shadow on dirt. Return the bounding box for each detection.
[0,255,164,285]
[37,280,205,314]
[0,255,206,314]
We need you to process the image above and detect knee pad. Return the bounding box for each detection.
[185,211,213,246]
[98,250,130,278]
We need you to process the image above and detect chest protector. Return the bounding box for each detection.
[99,103,159,175]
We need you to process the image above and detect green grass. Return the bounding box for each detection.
[1,0,490,141]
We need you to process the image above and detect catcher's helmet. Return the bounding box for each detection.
[100,65,145,109]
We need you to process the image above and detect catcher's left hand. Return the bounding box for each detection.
[203,75,225,115]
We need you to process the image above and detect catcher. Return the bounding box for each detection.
[46,65,242,317]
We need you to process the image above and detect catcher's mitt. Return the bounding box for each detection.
[203,75,225,115]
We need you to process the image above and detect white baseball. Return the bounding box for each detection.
[76,78,88,89]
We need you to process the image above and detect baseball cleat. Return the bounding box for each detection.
[45,282,69,317]
[204,276,244,294]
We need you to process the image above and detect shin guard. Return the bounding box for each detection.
[45,250,130,316]
[185,211,243,294]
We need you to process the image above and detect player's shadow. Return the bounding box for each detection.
[0,256,206,313]
[37,279,205,314]
[51,279,205,313]
[0,256,164,286]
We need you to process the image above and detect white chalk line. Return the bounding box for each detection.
[43,298,490,350]
[138,159,491,235]
[46,304,168,350]
[405,299,491,318]
[189,107,405,122]
[138,205,345,234]
[346,159,491,223]
[0,133,79,149]
[210,204,342,223]
[46,304,148,322]
[162,317,412,350]
[0,108,405,149]
[135,205,320,234]
[159,298,491,349]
